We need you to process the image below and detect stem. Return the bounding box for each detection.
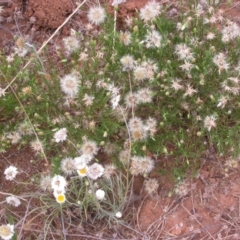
[0,70,49,166]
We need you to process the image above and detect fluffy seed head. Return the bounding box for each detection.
[119,31,131,45]
[125,92,138,108]
[213,52,229,73]
[30,139,43,153]
[80,140,99,157]
[206,32,215,40]
[120,55,135,71]
[17,121,33,136]
[63,35,80,54]
[145,30,162,48]
[87,6,106,25]
[136,88,153,104]
[144,178,159,195]
[103,164,116,179]
[130,156,155,176]
[61,157,76,175]
[145,117,157,136]
[140,0,161,22]
[174,180,190,197]
[128,117,144,131]
[221,21,240,43]
[133,66,147,81]
[60,74,80,98]
[7,132,21,145]
[112,0,126,6]
[131,128,148,141]
[40,175,52,192]
[204,115,217,131]
[103,143,116,156]
[175,43,194,61]
[119,149,130,166]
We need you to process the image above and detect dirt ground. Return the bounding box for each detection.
[1,0,240,239]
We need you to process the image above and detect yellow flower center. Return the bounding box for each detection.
[132,130,142,140]
[78,168,87,176]
[56,194,66,204]
[0,225,11,237]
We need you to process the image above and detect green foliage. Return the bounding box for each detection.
[1,0,240,237]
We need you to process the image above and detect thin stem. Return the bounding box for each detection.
[0,70,49,166]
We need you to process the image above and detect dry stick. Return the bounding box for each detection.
[113,6,117,48]
[136,194,148,231]
[147,197,180,238]
[4,0,88,93]
[181,201,217,240]
[16,196,33,240]
[220,2,240,12]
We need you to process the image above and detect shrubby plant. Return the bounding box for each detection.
[1,0,240,238]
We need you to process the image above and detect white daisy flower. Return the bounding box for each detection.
[51,175,67,191]
[87,163,104,180]
[75,154,92,168]
[55,194,66,204]
[4,166,18,181]
[0,224,14,240]
[77,165,88,177]
[53,189,66,204]
[6,195,21,207]
[112,0,126,7]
